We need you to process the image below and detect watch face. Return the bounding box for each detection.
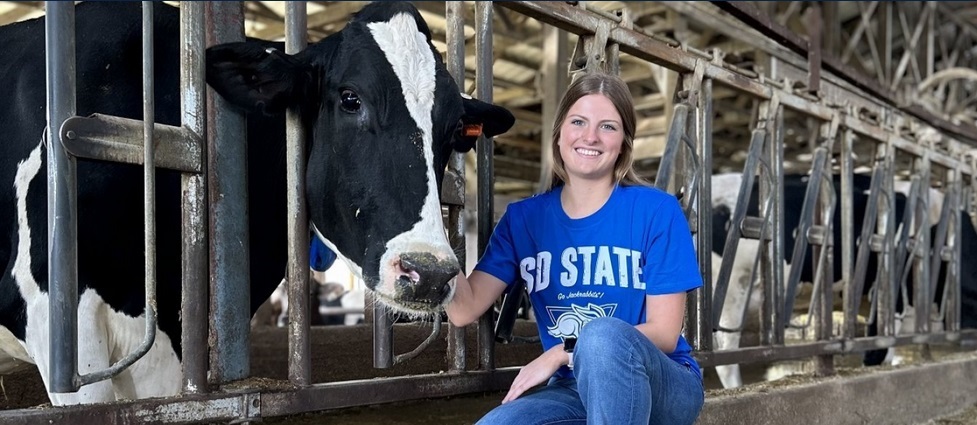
[564,338,576,352]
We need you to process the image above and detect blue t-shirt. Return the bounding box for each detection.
[475,184,703,380]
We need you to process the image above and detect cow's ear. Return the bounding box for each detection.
[206,42,314,115]
[453,95,515,152]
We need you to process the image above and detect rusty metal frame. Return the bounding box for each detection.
[14,1,977,423]
[0,369,521,425]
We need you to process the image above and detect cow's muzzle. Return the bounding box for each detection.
[394,252,459,306]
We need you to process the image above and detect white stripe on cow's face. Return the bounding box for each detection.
[312,224,364,282]
[13,140,43,303]
[367,13,455,297]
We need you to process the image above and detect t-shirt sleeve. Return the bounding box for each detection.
[643,196,703,295]
[473,205,520,286]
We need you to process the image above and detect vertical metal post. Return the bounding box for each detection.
[45,0,79,394]
[538,25,569,192]
[691,77,713,351]
[840,128,857,339]
[205,2,249,384]
[445,1,468,372]
[945,171,962,332]
[913,154,932,335]
[878,142,897,338]
[759,101,785,346]
[180,0,209,394]
[475,1,496,371]
[285,1,311,386]
[813,122,835,377]
[139,0,159,384]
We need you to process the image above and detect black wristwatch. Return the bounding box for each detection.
[564,338,577,370]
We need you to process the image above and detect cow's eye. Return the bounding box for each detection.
[340,89,361,113]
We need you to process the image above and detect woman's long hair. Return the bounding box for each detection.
[549,72,649,189]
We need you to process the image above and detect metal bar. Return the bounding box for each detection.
[653,103,689,191]
[814,151,836,377]
[783,149,827,316]
[913,155,932,335]
[285,1,311,386]
[841,129,857,339]
[78,0,162,387]
[877,144,897,338]
[179,0,208,394]
[760,101,785,346]
[0,369,523,425]
[692,77,713,351]
[475,1,495,371]
[444,0,467,372]
[946,177,962,332]
[806,3,821,94]
[61,114,202,173]
[45,0,79,394]
[204,1,250,384]
[842,116,973,175]
[711,126,766,329]
[373,304,394,368]
[695,329,977,368]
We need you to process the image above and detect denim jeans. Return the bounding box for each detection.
[476,317,704,425]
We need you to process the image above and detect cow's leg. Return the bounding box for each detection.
[23,295,116,404]
[712,242,761,389]
[74,289,181,401]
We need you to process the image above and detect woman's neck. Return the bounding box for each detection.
[561,178,616,219]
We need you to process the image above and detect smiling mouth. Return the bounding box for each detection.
[575,147,601,157]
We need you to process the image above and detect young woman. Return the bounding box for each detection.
[445,72,704,425]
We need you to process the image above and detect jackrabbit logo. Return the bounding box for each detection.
[546,303,616,338]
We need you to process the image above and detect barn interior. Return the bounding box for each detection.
[4,1,974,203]
[1,1,977,423]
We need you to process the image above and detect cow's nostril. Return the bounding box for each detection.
[396,252,459,304]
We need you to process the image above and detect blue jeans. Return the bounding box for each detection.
[477,317,704,425]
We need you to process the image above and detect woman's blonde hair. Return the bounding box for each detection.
[550,72,648,189]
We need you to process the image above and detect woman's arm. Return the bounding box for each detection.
[444,270,509,327]
[635,292,688,353]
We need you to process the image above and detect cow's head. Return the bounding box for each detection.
[206,3,513,314]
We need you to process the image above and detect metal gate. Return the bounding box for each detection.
[3,1,977,423]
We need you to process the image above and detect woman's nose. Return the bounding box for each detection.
[582,125,599,143]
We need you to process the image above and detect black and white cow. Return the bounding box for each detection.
[0,2,513,405]
[709,172,976,388]
[709,173,883,388]
[862,210,977,366]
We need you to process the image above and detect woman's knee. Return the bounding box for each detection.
[575,317,669,372]
[577,317,642,353]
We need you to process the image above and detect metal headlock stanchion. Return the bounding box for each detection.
[47,1,176,393]
[284,1,311,386]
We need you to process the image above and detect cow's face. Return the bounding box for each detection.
[206,3,513,315]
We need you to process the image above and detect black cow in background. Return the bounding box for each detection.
[0,2,513,405]
[862,210,977,365]
[709,173,977,388]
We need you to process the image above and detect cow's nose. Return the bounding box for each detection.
[396,252,459,305]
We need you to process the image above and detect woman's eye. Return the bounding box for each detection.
[601,124,617,131]
[340,89,361,113]
[570,119,584,126]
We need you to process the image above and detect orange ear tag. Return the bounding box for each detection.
[463,123,483,137]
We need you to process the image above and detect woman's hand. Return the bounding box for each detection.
[502,345,567,404]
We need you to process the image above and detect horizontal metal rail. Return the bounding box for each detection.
[696,329,977,368]
[60,114,203,174]
[0,368,522,425]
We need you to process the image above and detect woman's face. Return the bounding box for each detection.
[558,93,624,184]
